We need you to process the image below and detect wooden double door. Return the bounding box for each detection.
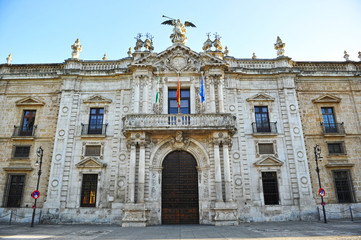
[162,151,199,224]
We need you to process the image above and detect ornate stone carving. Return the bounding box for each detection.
[274,36,285,57]
[162,18,195,45]
[358,51,361,61]
[71,38,82,60]
[127,47,133,57]
[224,46,229,56]
[134,34,143,51]
[203,33,213,51]
[252,52,257,59]
[171,131,190,150]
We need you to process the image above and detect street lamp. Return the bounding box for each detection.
[314,144,327,223]
[31,146,43,227]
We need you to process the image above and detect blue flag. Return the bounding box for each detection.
[199,74,205,103]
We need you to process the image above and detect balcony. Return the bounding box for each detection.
[122,114,236,132]
[12,125,37,138]
[81,124,108,136]
[252,122,277,136]
[321,122,345,136]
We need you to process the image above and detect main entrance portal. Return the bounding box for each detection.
[162,151,199,224]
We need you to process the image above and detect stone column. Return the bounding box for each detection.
[209,77,216,113]
[162,83,168,114]
[218,78,225,113]
[128,142,136,203]
[190,82,195,114]
[223,138,232,202]
[142,78,149,113]
[137,141,146,202]
[134,78,140,114]
[213,138,223,202]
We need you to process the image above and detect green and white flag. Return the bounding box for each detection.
[155,71,160,103]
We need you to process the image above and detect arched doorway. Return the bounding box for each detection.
[162,151,199,224]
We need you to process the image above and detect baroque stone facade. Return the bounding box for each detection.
[1,24,360,225]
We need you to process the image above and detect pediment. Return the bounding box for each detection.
[15,96,45,106]
[246,93,275,102]
[76,157,106,168]
[83,95,112,104]
[131,44,227,72]
[254,156,283,167]
[312,94,341,103]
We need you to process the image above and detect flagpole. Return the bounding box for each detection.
[177,72,181,114]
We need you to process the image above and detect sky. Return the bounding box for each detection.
[0,0,360,64]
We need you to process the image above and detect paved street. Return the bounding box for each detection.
[0,221,360,240]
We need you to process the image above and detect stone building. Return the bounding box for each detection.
[0,21,360,226]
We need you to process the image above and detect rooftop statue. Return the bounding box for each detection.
[71,38,82,60]
[344,50,350,61]
[274,36,285,57]
[6,53,12,65]
[161,15,196,45]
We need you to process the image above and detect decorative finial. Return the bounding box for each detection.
[252,52,257,59]
[224,46,229,56]
[214,32,221,40]
[135,33,143,40]
[161,17,196,45]
[213,33,222,51]
[71,38,82,60]
[358,51,361,61]
[274,36,285,57]
[144,33,154,51]
[203,33,213,51]
[6,53,12,65]
[127,47,133,57]
[206,32,211,39]
[344,51,350,61]
[102,53,107,61]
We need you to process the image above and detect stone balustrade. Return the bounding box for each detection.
[123,113,236,132]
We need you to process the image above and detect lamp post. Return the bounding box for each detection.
[314,144,327,223]
[31,146,43,227]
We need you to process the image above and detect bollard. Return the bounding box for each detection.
[9,210,13,225]
[317,206,320,221]
[349,206,353,221]
[38,210,42,224]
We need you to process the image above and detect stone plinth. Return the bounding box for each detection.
[214,201,238,226]
[122,203,147,227]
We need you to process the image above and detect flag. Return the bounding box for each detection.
[199,73,205,103]
[155,73,160,103]
[177,73,181,111]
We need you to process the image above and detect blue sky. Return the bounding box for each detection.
[1,0,360,64]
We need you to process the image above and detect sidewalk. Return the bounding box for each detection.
[0,221,360,240]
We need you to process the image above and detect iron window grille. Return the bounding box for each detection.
[4,174,26,207]
[332,170,355,203]
[80,174,98,207]
[85,146,101,156]
[262,172,279,205]
[258,143,274,154]
[327,142,346,155]
[13,146,31,158]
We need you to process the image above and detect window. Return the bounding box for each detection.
[88,108,104,134]
[255,106,270,132]
[168,89,190,114]
[85,146,101,156]
[13,146,31,158]
[81,174,98,207]
[333,170,355,203]
[262,172,279,205]
[21,110,36,136]
[4,174,25,207]
[258,143,274,154]
[321,107,336,133]
[327,142,345,155]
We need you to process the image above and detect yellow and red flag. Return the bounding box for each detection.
[176,73,181,112]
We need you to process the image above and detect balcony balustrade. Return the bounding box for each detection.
[252,122,277,134]
[321,122,345,135]
[81,124,108,135]
[13,125,37,137]
[122,114,236,132]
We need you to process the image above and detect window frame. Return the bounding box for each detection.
[321,107,337,132]
[3,174,26,207]
[80,174,98,207]
[255,106,271,132]
[332,170,355,203]
[327,142,346,155]
[84,145,101,157]
[168,89,190,114]
[12,145,31,159]
[20,110,36,136]
[88,108,104,134]
[261,171,280,205]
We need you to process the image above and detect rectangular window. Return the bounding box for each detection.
[88,108,104,134]
[13,146,31,158]
[255,106,270,132]
[262,172,279,205]
[333,170,355,203]
[168,89,190,114]
[85,146,101,156]
[4,174,26,207]
[327,142,345,155]
[258,143,274,154]
[21,110,36,136]
[81,174,98,207]
[321,107,336,133]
